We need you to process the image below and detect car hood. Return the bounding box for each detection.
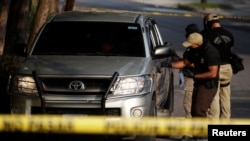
[19,56,150,76]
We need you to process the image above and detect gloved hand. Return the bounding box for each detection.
[171,49,182,61]
[182,68,195,78]
[161,59,172,68]
[179,71,184,88]
[172,54,182,61]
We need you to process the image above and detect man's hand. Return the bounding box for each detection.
[171,49,182,61]
[161,59,172,68]
[179,71,184,88]
[182,68,195,78]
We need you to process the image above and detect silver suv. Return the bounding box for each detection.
[8,11,174,140]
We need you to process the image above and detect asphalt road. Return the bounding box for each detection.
[3,1,250,140]
[73,1,250,140]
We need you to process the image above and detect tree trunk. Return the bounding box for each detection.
[0,0,11,114]
[28,0,49,51]
[49,0,59,16]
[0,0,11,56]
[1,1,31,110]
[64,0,75,11]
[201,0,207,3]
[4,0,31,56]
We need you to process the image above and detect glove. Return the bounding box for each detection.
[172,54,182,61]
[171,50,182,61]
[161,59,172,68]
[179,71,184,88]
[182,68,195,78]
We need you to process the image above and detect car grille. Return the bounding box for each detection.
[41,77,112,95]
[31,107,121,115]
[31,76,120,115]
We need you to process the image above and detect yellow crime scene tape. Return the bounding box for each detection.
[0,114,250,137]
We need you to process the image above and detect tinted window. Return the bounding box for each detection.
[32,22,145,57]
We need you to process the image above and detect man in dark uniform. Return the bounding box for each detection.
[181,23,200,118]
[201,13,234,119]
[169,32,220,117]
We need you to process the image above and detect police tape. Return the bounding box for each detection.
[0,114,250,136]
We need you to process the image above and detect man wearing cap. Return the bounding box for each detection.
[201,13,234,119]
[181,23,200,118]
[167,32,221,117]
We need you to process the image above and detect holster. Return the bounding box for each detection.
[204,79,218,89]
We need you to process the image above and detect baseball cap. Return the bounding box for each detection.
[205,13,219,22]
[185,23,200,33]
[185,23,200,38]
[182,33,203,47]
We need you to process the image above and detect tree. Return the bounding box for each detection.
[64,0,76,11]
[49,0,59,16]
[0,0,11,56]
[0,0,31,113]
[0,0,11,114]
[4,0,31,56]
[28,0,50,51]
[0,0,59,113]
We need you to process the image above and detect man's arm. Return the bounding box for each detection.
[194,65,218,79]
[171,59,191,69]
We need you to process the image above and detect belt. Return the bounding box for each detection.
[220,62,230,65]
[220,82,230,87]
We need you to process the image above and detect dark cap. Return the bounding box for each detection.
[185,23,200,38]
[185,24,200,33]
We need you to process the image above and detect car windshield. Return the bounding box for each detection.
[32,21,145,57]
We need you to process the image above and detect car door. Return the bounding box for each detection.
[145,18,172,111]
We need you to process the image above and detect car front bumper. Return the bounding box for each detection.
[9,92,153,118]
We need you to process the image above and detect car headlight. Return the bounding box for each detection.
[10,75,37,94]
[112,75,152,96]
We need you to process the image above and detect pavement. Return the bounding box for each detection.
[128,0,250,91]
[126,0,250,127]
[76,2,249,140]
[126,2,250,140]
[3,2,248,140]
[74,0,250,100]
[129,0,250,17]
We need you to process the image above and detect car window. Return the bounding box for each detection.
[152,22,164,46]
[147,19,161,51]
[32,22,146,57]
[145,20,155,54]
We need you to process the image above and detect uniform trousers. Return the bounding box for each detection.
[191,84,218,117]
[209,64,233,118]
[183,76,194,118]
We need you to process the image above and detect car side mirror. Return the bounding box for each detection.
[13,43,27,57]
[154,45,172,58]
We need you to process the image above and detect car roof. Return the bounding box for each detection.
[50,11,148,24]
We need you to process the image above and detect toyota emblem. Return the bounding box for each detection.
[69,80,85,90]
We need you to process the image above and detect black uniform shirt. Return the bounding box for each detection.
[201,27,234,64]
[182,47,195,78]
[184,41,221,86]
